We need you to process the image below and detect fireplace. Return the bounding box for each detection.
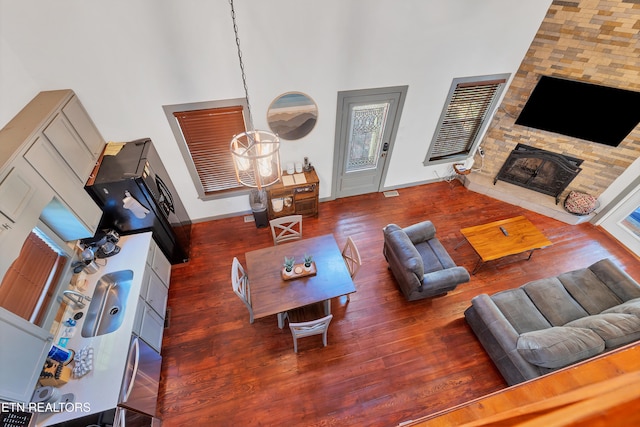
[494,144,583,204]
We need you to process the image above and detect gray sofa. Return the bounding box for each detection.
[383,221,470,301]
[464,258,640,385]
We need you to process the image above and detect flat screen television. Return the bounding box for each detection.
[515,76,640,147]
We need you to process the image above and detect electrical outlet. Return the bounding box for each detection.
[478,146,485,157]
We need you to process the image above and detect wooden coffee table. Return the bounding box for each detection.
[459,216,552,274]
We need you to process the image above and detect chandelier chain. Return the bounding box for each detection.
[229,0,254,130]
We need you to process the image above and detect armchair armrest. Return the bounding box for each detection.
[465,294,543,385]
[468,294,520,348]
[418,266,470,297]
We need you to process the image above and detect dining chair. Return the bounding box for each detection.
[287,302,333,353]
[341,236,362,302]
[231,257,253,323]
[269,214,303,245]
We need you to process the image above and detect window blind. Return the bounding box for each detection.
[429,79,505,161]
[0,232,61,322]
[174,106,246,194]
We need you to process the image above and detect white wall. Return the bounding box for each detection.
[0,0,552,221]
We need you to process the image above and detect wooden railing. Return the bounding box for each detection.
[405,343,640,426]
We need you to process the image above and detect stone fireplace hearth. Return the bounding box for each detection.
[463,173,592,226]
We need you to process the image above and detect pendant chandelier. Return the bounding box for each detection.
[228,0,281,190]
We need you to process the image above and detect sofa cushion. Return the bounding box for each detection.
[589,259,640,302]
[516,326,604,369]
[602,297,640,318]
[565,313,640,348]
[559,268,622,314]
[492,288,552,334]
[523,278,589,326]
[413,240,454,274]
[427,239,456,270]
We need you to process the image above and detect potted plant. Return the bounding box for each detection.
[283,256,296,276]
[303,254,313,271]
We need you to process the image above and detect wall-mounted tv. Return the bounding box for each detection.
[515,76,640,147]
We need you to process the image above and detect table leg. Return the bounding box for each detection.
[471,258,484,275]
[454,238,469,251]
[323,299,331,316]
[277,312,286,329]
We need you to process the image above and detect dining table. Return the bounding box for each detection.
[245,234,356,328]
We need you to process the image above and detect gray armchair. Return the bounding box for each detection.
[383,221,470,301]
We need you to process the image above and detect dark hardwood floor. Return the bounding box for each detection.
[157,181,640,427]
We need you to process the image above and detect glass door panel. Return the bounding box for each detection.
[346,103,389,173]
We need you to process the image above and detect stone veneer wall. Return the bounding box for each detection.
[477,0,640,200]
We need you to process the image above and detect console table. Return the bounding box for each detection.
[266,169,319,219]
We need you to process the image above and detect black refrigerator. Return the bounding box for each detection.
[85,138,191,264]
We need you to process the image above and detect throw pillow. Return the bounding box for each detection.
[565,313,640,348]
[517,326,604,369]
[564,191,598,215]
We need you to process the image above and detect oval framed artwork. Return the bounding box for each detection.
[267,92,318,140]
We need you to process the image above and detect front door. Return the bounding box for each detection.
[332,86,407,198]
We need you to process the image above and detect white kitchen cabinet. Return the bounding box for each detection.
[0,89,105,246]
[147,239,171,286]
[42,112,95,183]
[133,294,165,353]
[0,159,54,281]
[38,90,105,184]
[0,167,37,222]
[134,239,171,353]
[0,307,53,403]
[24,136,102,237]
[0,212,11,235]
[135,267,168,352]
[61,95,105,159]
[141,267,169,318]
[138,301,165,352]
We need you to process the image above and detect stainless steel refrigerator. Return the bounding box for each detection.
[85,138,191,264]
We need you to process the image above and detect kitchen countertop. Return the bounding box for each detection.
[36,232,153,426]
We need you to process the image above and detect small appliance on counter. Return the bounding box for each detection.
[81,229,121,259]
[72,229,120,274]
[85,138,191,264]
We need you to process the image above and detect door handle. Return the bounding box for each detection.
[123,337,140,402]
[381,142,389,157]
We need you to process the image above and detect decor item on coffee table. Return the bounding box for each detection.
[464,258,640,386]
[383,220,470,301]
